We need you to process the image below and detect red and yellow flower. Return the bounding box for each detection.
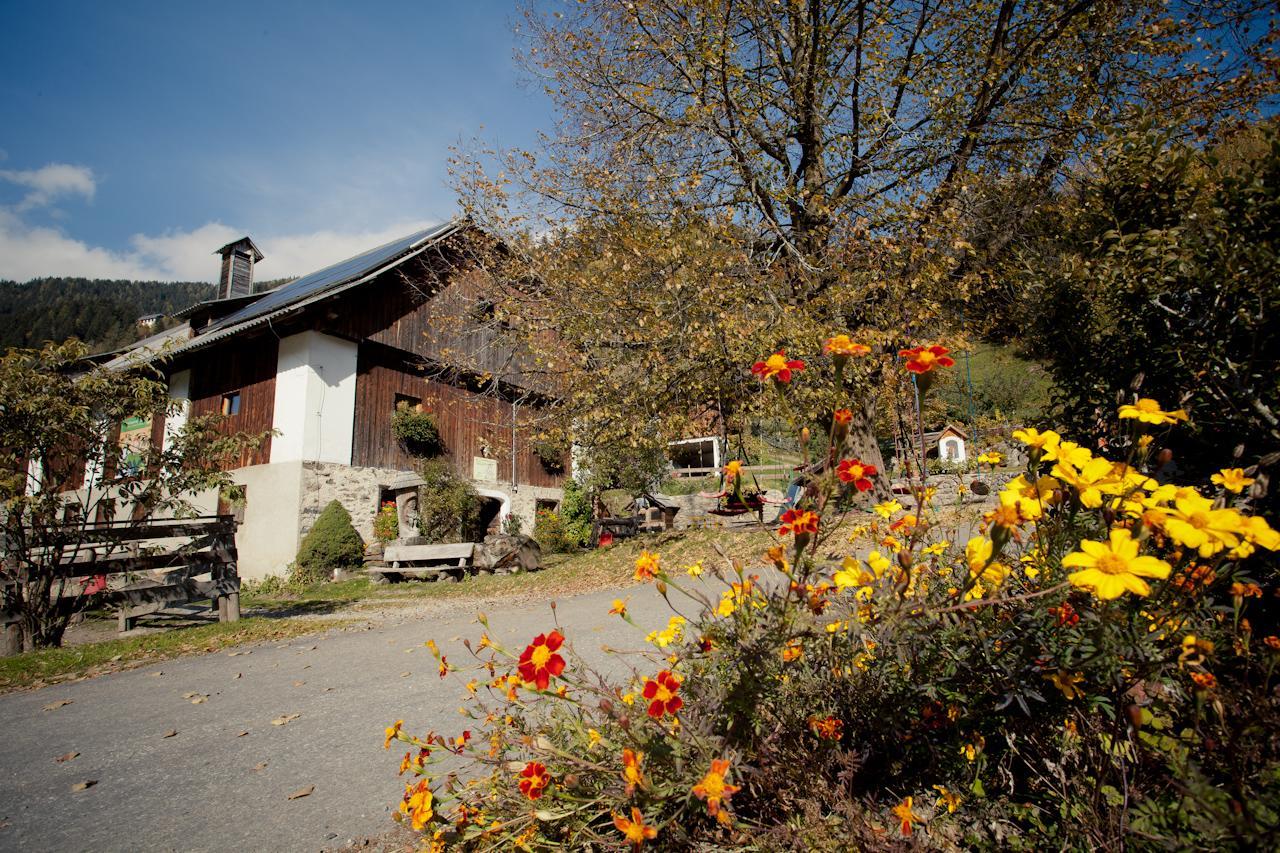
[634,550,661,582]
[642,670,684,719]
[517,630,566,691]
[613,807,658,850]
[723,459,744,481]
[824,334,871,359]
[836,458,878,492]
[899,345,955,374]
[692,758,741,818]
[808,715,844,740]
[518,761,550,800]
[399,778,434,830]
[751,351,805,383]
[621,748,645,795]
[891,796,923,835]
[778,508,819,537]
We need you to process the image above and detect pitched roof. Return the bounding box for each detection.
[170,219,465,356]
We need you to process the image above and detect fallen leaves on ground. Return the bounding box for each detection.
[253,762,268,772]
[42,699,72,711]
[162,730,177,738]
[271,713,301,726]
[55,751,79,763]
[70,781,97,792]
[287,784,315,800]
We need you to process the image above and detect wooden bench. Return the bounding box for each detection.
[371,542,475,582]
[2,515,241,648]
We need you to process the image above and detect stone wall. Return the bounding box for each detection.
[297,462,565,544]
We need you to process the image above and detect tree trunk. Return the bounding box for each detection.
[848,397,892,501]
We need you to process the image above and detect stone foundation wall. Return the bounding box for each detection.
[297,462,565,544]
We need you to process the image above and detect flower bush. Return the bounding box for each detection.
[373,501,399,543]
[385,337,1280,849]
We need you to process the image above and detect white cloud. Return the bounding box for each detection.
[0,211,440,283]
[0,163,96,211]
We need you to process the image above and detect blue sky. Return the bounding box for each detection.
[0,1,553,281]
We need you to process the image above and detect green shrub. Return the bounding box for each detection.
[502,512,524,536]
[392,402,444,458]
[531,435,569,472]
[295,500,364,580]
[416,459,481,544]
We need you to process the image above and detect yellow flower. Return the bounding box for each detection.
[685,560,704,577]
[587,728,602,749]
[1118,398,1189,425]
[723,459,744,480]
[965,536,1007,589]
[1163,492,1244,557]
[384,719,404,749]
[1062,528,1172,599]
[1179,634,1214,667]
[866,551,892,576]
[634,551,661,582]
[1044,670,1085,700]
[999,474,1059,520]
[891,796,922,836]
[960,734,985,761]
[399,779,434,830]
[1211,467,1255,494]
[1052,455,1124,509]
[691,758,740,818]
[610,598,628,617]
[1012,427,1061,454]
[645,616,687,648]
[933,785,963,813]
[873,499,904,519]
[833,556,875,591]
[781,639,803,662]
[923,541,948,557]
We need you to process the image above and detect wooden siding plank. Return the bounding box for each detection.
[188,335,277,468]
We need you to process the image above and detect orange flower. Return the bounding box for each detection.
[724,460,744,480]
[751,350,805,383]
[824,334,871,358]
[1190,671,1217,691]
[891,796,922,836]
[899,345,955,374]
[518,761,550,800]
[1230,581,1263,599]
[1262,635,1280,651]
[621,748,645,795]
[778,508,820,537]
[833,408,853,425]
[641,670,684,719]
[517,630,566,691]
[609,598,628,617]
[384,719,404,749]
[837,458,878,492]
[808,715,844,740]
[781,639,804,662]
[634,551,661,582]
[613,807,658,850]
[399,778,434,830]
[692,758,741,817]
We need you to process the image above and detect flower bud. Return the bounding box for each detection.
[1157,448,1173,466]
[599,698,614,715]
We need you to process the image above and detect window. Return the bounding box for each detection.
[221,392,241,416]
[393,393,421,413]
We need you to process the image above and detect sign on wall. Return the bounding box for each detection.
[472,457,498,482]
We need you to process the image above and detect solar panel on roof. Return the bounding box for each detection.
[203,222,456,333]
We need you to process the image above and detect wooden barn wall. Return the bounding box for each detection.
[323,254,551,394]
[353,344,565,488]
[187,334,277,468]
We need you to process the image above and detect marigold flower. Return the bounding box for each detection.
[1012,427,1060,454]
[587,728,602,749]
[832,408,853,425]
[891,796,923,836]
[399,779,434,830]
[1062,528,1171,600]
[1044,670,1085,701]
[873,499,903,519]
[384,719,404,749]
[518,761,550,800]
[781,639,804,662]
[899,344,955,374]
[609,598,628,617]
[1180,634,1214,667]
[1230,581,1262,599]
[692,758,741,817]
[634,550,661,582]
[1262,635,1280,652]
[960,734,985,761]
[641,670,683,719]
[751,350,805,383]
[621,748,645,795]
[1189,671,1217,691]
[1211,467,1255,493]
[1118,397,1189,425]
[613,807,658,850]
[933,785,963,814]
[1163,493,1244,557]
[517,630,566,691]
[809,715,844,740]
[836,458,878,492]
[824,334,871,358]
[685,560,704,577]
[723,459,743,481]
[965,536,1008,589]
[778,508,819,537]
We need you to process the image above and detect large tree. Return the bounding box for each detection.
[452,0,1277,490]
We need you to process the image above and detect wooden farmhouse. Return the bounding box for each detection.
[90,220,567,579]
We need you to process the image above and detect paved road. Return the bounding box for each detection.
[0,582,677,853]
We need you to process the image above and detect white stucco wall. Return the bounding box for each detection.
[163,369,191,453]
[230,461,306,580]
[270,331,358,465]
[940,436,966,462]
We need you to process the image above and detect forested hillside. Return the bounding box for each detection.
[0,277,291,353]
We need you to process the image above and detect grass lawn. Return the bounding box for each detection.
[0,526,779,693]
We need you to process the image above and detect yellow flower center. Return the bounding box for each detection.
[700,773,726,798]
[652,684,673,703]
[915,350,938,366]
[765,354,788,372]
[1189,511,1209,530]
[1096,553,1129,575]
[1136,399,1160,413]
[531,644,552,668]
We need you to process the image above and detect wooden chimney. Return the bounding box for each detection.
[214,237,264,299]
